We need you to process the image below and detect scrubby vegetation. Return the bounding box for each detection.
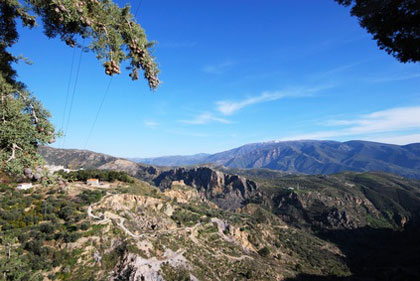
[56,169,134,183]
[1,169,420,280]
[161,264,191,281]
[0,184,91,279]
[0,182,134,281]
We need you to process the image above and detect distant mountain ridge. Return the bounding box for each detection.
[130,153,210,166]
[131,140,420,179]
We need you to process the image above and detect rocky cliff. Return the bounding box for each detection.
[154,167,259,210]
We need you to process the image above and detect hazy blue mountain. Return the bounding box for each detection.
[128,153,210,166]
[132,140,420,179]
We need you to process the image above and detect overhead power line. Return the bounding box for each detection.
[62,0,144,149]
[83,76,113,149]
[62,42,84,147]
[83,0,144,148]
[59,46,76,148]
[134,0,144,18]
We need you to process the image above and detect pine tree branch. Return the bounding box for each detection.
[14,90,39,124]
[1,94,5,124]
[6,143,22,163]
[30,104,38,124]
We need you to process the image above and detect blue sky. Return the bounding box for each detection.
[11,0,420,157]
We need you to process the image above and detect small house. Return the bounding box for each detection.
[17,183,32,190]
[87,178,100,186]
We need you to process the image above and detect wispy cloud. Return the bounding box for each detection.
[368,72,420,83]
[311,61,366,79]
[369,133,420,145]
[179,113,231,125]
[288,36,366,60]
[327,106,420,133]
[203,60,234,74]
[144,121,159,128]
[277,106,420,143]
[216,85,330,116]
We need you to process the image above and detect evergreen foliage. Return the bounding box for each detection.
[56,169,135,183]
[0,184,91,280]
[0,0,159,178]
[0,77,56,176]
[336,0,420,63]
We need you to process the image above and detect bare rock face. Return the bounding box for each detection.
[271,189,386,230]
[112,252,164,281]
[112,250,190,281]
[322,209,354,229]
[154,167,259,210]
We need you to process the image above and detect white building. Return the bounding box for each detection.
[87,178,100,186]
[17,183,32,190]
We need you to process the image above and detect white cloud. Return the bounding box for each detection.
[216,91,284,116]
[368,134,420,145]
[203,60,234,74]
[216,86,329,116]
[144,121,159,128]
[277,106,420,144]
[179,113,231,125]
[336,106,420,134]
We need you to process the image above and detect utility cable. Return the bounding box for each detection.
[83,76,113,149]
[59,46,77,148]
[84,0,143,149]
[62,42,84,147]
[134,0,144,17]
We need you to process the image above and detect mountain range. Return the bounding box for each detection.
[130,140,420,179]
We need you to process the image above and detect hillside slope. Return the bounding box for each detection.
[0,178,352,280]
[2,168,420,280]
[3,146,419,280]
[39,146,159,181]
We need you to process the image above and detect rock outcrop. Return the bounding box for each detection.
[154,167,259,210]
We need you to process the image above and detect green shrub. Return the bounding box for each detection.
[58,205,75,221]
[39,223,55,234]
[80,221,90,231]
[77,190,104,205]
[258,246,270,257]
[57,170,134,183]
